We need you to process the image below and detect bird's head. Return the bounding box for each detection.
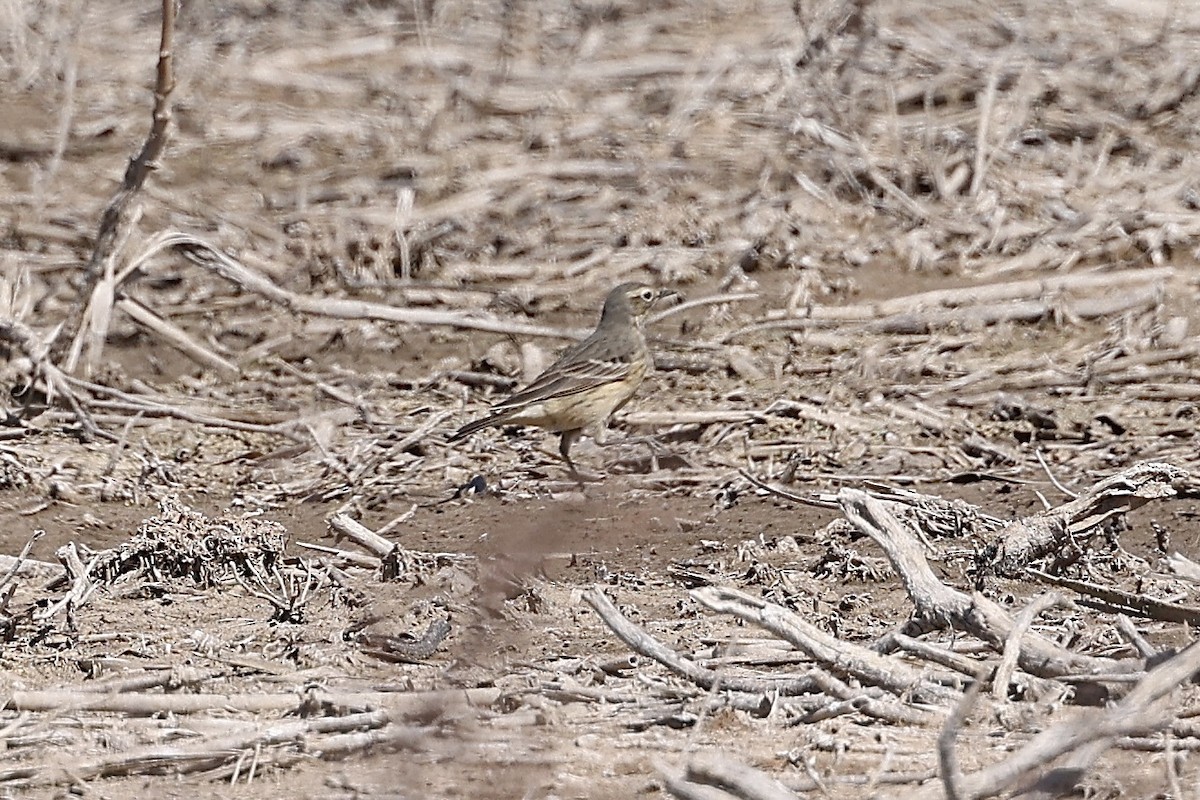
[602,282,679,324]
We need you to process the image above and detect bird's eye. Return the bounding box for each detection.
[641,289,654,301]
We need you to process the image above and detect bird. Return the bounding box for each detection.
[448,282,677,478]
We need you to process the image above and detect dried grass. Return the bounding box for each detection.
[2,0,1200,796]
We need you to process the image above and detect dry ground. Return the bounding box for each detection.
[4,0,1200,798]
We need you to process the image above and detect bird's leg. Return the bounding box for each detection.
[558,428,585,484]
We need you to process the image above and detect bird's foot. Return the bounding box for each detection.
[564,463,604,486]
[601,434,684,473]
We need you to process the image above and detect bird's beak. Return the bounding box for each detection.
[654,288,681,306]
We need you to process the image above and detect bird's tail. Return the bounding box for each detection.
[447,413,504,442]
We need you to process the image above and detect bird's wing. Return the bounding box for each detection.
[491,357,633,411]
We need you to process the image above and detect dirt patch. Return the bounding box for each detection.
[4,0,1200,797]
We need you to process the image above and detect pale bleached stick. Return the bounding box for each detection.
[37,543,98,621]
[0,531,52,591]
[683,754,799,800]
[986,461,1186,579]
[796,667,936,726]
[1115,615,1158,659]
[4,686,500,716]
[166,232,583,340]
[837,488,1132,679]
[295,541,380,569]
[722,282,1165,341]
[59,0,177,374]
[78,667,216,695]
[690,585,956,708]
[0,554,59,580]
[914,638,1200,800]
[754,266,1176,324]
[61,376,308,441]
[619,409,767,427]
[115,297,239,379]
[329,513,394,559]
[359,410,455,483]
[1165,552,1200,584]
[6,710,413,786]
[969,68,1000,197]
[938,676,983,800]
[272,357,364,411]
[583,586,816,696]
[646,292,759,326]
[622,400,878,433]
[991,593,1070,700]
[0,320,103,440]
[1026,569,1200,626]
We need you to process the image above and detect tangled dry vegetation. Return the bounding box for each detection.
[4,0,1200,797]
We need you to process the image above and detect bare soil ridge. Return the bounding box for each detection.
[3,0,1200,797]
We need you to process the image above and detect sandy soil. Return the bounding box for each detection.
[4,0,1200,797]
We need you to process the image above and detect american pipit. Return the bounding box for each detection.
[449,282,676,477]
